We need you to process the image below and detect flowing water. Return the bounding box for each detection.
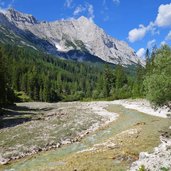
[1,104,170,171]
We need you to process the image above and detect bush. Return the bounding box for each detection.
[138,165,146,171]
[15,91,31,102]
[144,45,171,108]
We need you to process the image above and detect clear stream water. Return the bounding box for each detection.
[1,104,170,171]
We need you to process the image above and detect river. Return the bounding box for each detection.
[1,104,170,171]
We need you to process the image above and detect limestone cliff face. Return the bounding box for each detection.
[0,9,144,65]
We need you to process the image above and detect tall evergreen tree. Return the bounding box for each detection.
[103,64,113,97]
[0,49,14,106]
[145,48,151,73]
[115,64,127,89]
[144,45,171,108]
[0,51,7,106]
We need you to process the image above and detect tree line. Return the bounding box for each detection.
[0,43,170,109]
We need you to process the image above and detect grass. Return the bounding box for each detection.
[0,102,103,162]
[0,103,171,171]
[1,104,170,171]
[38,105,171,171]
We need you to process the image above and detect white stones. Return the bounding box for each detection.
[139,152,149,160]
[61,139,72,145]
[112,99,170,118]
[130,138,171,171]
[0,156,9,165]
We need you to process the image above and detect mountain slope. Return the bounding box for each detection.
[0,9,144,65]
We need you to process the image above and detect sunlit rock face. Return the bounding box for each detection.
[0,9,145,65]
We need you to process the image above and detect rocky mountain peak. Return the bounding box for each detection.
[0,9,145,66]
[5,8,38,25]
[77,16,90,22]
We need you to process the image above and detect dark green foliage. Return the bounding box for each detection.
[132,62,145,97]
[2,43,170,107]
[160,167,170,171]
[115,64,128,89]
[0,43,139,103]
[144,45,171,108]
[0,44,103,102]
[0,48,15,106]
[103,64,114,97]
[95,63,132,99]
[0,50,6,105]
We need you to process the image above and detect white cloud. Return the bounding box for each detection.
[147,39,156,49]
[165,30,171,41]
[128,22,157,43]
[136,48,146,58]
[160,41,166,46]
[64,0,73,8]
[73,5,85,16]
[155,3,171,27]
[128,3,171,43]
[128,25,148,43]
[101,0,109,21]
[87,4,94,22]
[73,3,95,22]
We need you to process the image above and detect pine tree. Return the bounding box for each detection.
[132,61,145,97]
[115,64,127,89]
[0,49,14,106]
[103,64,113,97]
[145,48,151,73]
[0,50,7,106]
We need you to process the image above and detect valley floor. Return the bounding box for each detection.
[0,99,171,171]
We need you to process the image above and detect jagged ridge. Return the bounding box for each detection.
[0,8,144,65]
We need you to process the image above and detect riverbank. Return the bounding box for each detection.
[0,101,118,165]
[0,99,170,171]
[114,99,171,170]
[112,99,170,118]
[130,135,171,171]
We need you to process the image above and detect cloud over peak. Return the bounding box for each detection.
[87,4,94,22]
[73,3,95,22]
[128,3,171,43]
[73,5,85,16]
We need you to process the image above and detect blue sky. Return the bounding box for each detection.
[0,0,171,58]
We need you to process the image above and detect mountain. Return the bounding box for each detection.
[0,8,144,65]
